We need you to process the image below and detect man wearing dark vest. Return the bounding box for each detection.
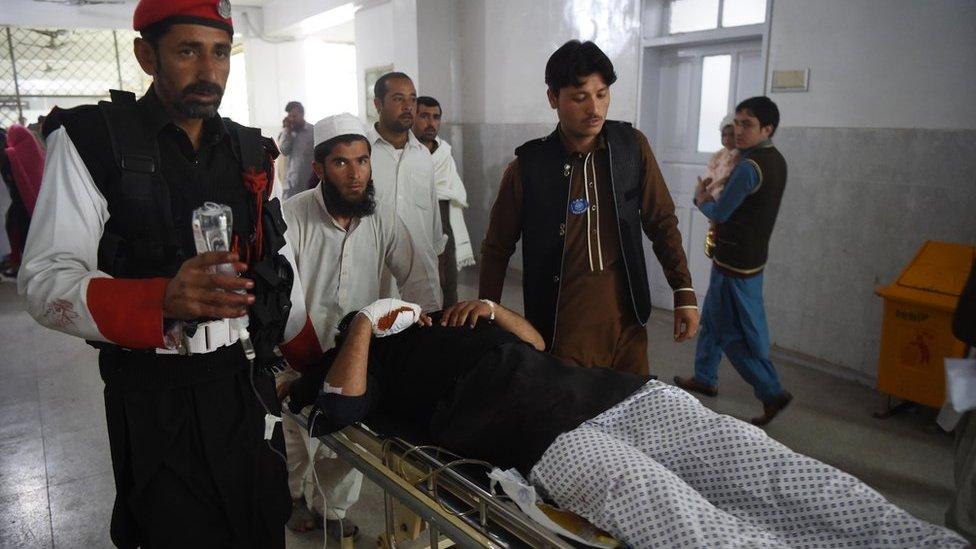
[946,258,975,543]
[18,1,323,547]
[675,96,793,426]
[479,40,699,376]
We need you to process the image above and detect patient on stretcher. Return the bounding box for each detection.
[288,299,967,548]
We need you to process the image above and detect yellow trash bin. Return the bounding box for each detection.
[875,241,974,408]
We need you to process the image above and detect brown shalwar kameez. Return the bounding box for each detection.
[480,127,696,375]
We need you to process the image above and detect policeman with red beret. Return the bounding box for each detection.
[18,0,323,547]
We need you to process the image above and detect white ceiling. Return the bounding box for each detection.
[0,0,277,25]
[2,0,275,8]
[61,0,277,5]
[1,0,355,42]
[313,19,354,44]
[230,0,277,7]
[0,0,280,32]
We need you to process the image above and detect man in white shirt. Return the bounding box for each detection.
[413,95,475,307]
[366,72,444,308]
[280,113,438,540]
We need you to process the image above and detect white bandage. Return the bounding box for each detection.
[358,298,422,338]
[479,299,496,321]
[322,382,344,395]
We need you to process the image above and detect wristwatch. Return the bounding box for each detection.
[479,299,496,321]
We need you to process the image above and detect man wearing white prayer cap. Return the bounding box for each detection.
[277,112,439,540]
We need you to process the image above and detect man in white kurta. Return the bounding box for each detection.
[280,113,438,538]
[367,72,445,307]
[413,95,476,306]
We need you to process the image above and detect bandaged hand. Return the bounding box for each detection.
[358,298,424,337]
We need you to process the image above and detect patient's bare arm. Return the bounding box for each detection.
[440,300,545,351]
[324,313,373,396]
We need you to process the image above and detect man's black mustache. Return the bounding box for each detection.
[181,81,223,100]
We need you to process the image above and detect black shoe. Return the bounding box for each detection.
[751,391,793,426]
[285,498,317,533]
[673,376,718,397]
[0,260,17,278]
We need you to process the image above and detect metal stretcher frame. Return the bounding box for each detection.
[286,411,579,548]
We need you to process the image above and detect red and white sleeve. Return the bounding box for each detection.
[276,217,322,370]
[17,127,168,349]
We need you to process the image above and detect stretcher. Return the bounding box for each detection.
[285,411,622,548]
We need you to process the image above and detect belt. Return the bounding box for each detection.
[156,319,240,355]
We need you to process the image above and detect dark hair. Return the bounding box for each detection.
[373,72,412,102]
[140,21,172,50]
[313,134,371,164]
[735,96,780,136]
[285,101,304,114]
[545,40,617,95]
[417,96,441,113]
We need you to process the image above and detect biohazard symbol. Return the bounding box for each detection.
[900,330,932,367]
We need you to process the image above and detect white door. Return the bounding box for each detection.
[641,40,762,309]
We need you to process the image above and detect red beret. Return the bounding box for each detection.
[133,0,234,34]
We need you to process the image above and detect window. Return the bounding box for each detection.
[669,0,719,34]
[0,26,149,128]
[303,40,358,120]
[721,0,767,27]
[696,54,731,152]
[668,0,766,34]
[221,47,250,125]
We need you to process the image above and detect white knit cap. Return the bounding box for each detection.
[719,113,735,131]
[313,113,368,148]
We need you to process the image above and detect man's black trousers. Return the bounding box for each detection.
[99,345,289,549]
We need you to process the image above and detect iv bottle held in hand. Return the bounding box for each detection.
[191,202,256,362]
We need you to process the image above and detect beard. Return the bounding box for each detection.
[321,177,376,219]
[420,126,437,142]
[157,72,225,119]
[388,114,414,132]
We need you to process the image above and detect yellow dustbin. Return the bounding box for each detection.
[875,240,973,407]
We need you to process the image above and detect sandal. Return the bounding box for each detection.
[286,498,318,533]
[324,517,360,541]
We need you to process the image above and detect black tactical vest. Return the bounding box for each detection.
[713,144,787,274]
[516,121,651,348]
[46,89,293,363]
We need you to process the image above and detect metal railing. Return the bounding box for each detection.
[286,412,578,549]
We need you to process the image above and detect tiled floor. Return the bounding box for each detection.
[0,271,960,548]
